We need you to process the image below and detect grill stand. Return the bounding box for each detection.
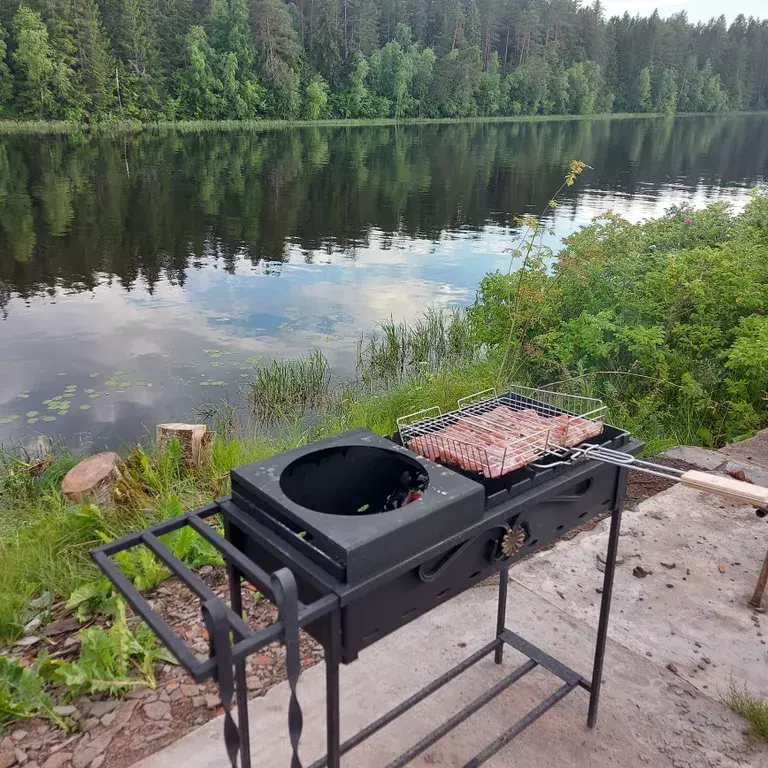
[92,494,625,768]
[301,501,623,768]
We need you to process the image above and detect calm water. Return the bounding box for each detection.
[2,115,768,450]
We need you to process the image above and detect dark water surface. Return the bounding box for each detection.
[2,115,767,449]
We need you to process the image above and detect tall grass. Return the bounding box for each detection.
[246,349,331,421]
[356,307,481,389]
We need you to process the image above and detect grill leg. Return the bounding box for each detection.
[495,566,509,665]
[225,522,252,768]
[325,608,342,768]
[588,502,623,729]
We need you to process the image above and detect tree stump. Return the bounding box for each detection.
[61,452,122,508]
[156,423,212,470]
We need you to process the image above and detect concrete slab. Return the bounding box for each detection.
[135,481,768,768]
[134,581,760,768]
[718,428,768,470]
[513,484,768,696]
[662,446,726,470]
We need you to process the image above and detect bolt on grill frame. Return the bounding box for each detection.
[92,488,629,768]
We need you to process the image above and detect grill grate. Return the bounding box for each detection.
[397,386,606,479]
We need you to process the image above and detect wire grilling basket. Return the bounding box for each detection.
[397,386,607,479]
[398,386,768,507]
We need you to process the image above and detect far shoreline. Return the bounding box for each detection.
[1,110,766,136]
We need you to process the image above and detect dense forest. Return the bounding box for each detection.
[0,0,766,122]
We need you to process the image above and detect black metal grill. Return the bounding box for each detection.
[93,396,642,768]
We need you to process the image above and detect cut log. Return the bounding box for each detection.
[156,423,212,470]
[61,452,122,508]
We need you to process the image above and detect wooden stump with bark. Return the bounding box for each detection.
[61,452,122,508]
[156,423,213,470]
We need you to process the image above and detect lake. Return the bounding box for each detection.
[2,114,767,450]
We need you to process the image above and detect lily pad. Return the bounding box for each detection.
[25,411,39,418]
[105,379,119,387]
[89,372,100,378]
[27,418,39,425]
[62,393,76,399]
[118,381,131,388]
[135,381,152,387]
[64,385,78,392]
[41,416,57,422]
[89,393,100,399]
[51,396,63,402]
[16,393,30,399]
[84,389,95,394]
[210,361,223,367]
[79,404,91,410]
[0,414,20,424]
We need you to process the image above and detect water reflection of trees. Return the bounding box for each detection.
[1,116,766,314]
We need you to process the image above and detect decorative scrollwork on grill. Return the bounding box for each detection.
[501,525,527,557]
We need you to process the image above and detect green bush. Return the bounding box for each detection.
[470,192,768,448]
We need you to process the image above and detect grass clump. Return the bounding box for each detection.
[356,307,480,389]
[724,681,768,743]
[246,349,331,420]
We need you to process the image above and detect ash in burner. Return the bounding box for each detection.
[383,470,429,510]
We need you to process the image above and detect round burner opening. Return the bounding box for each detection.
[280,445,429,516]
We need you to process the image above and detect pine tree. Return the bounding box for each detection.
[632,66,651,112]
[251,0,302,117]
[654,67,677,114]
[71,0,115,117]
[0,26,13,115]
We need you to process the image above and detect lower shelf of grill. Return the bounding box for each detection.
[308,625,587,768]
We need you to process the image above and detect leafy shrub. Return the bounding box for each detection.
[470,193,768,446]
[42,600,175,698]
[0,655,66,732]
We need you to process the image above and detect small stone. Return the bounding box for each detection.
[15,636,39,648]
[43,618,79,636]
[84,719,99,731]
[702,656,711,664]
[645,651,652,657]
[666,663,679,674]
[192,697,205,708]
[205,695,219,709]
[16,748,28,765]
[633,565,651,578]
[661,562,676,569]
[52,705,77,717]
[180,685,199,697]
[125,688,152,700]
[694,641,702,648]
[158,689,170,702]
[11,731,28,743]
[100,712,116,727]
[24,617,42,635]
[29,592,51,609]
[42,755,72,768]
[143,701,171,721]
[169,689,184,702]
[246,677,262,692]
[199,566,214,577]
[666,583,674,589]
[0,744,16,768]
[88,701,119,718]
[91,758,104,768]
